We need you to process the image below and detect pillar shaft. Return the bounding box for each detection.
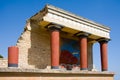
[8,46,19,67]
[50,30,60,69]
[48,25,61,69]
[79,35,88,70]
[99,40,108,71]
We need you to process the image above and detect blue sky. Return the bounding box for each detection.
[0,0,120,79]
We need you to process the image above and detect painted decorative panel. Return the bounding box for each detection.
[60,38,80,69]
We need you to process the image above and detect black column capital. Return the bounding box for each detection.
[48,24,62,31]
[75,32,90,38]
[98,38,110,44]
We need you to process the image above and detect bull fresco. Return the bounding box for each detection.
[60,38,80,69]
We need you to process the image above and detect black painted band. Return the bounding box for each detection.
[8,64,18,67]
[81,68,88,70]
[51,66,59,69]
[102,69,108,71]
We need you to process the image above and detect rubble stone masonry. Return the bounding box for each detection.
[16,20,51,69]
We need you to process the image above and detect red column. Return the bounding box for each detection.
[49,26,61,69]
[79,35,88,70]
[8,46,19,67]
[99,40,108,71]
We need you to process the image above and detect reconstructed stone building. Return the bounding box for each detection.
[0,5,114,80]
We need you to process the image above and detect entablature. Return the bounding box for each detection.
[30,4,110,39]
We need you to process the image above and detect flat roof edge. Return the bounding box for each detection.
[46,4,110,31]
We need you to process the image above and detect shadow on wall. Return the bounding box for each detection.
[28,20,51,69]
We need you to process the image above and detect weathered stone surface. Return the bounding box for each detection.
[0,58,7,68]
[16,20,51,69]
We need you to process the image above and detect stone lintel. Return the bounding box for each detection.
[45,4,110,30]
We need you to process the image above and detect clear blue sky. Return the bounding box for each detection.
[0,0,120,79]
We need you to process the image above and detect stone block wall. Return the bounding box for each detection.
[17,20,51,69]
[0,58,7,68]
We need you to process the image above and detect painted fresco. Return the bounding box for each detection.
[60,38,80,68]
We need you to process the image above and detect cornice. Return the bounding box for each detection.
[45,4,110,32]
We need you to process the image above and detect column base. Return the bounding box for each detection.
[8,64,18,67]
[51,66,59,69]
[81,68,88,70]
[102,69,108,71]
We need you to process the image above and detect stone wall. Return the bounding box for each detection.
[0,68,114,80]
[17,20,51,69]
[0,58,7,68]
